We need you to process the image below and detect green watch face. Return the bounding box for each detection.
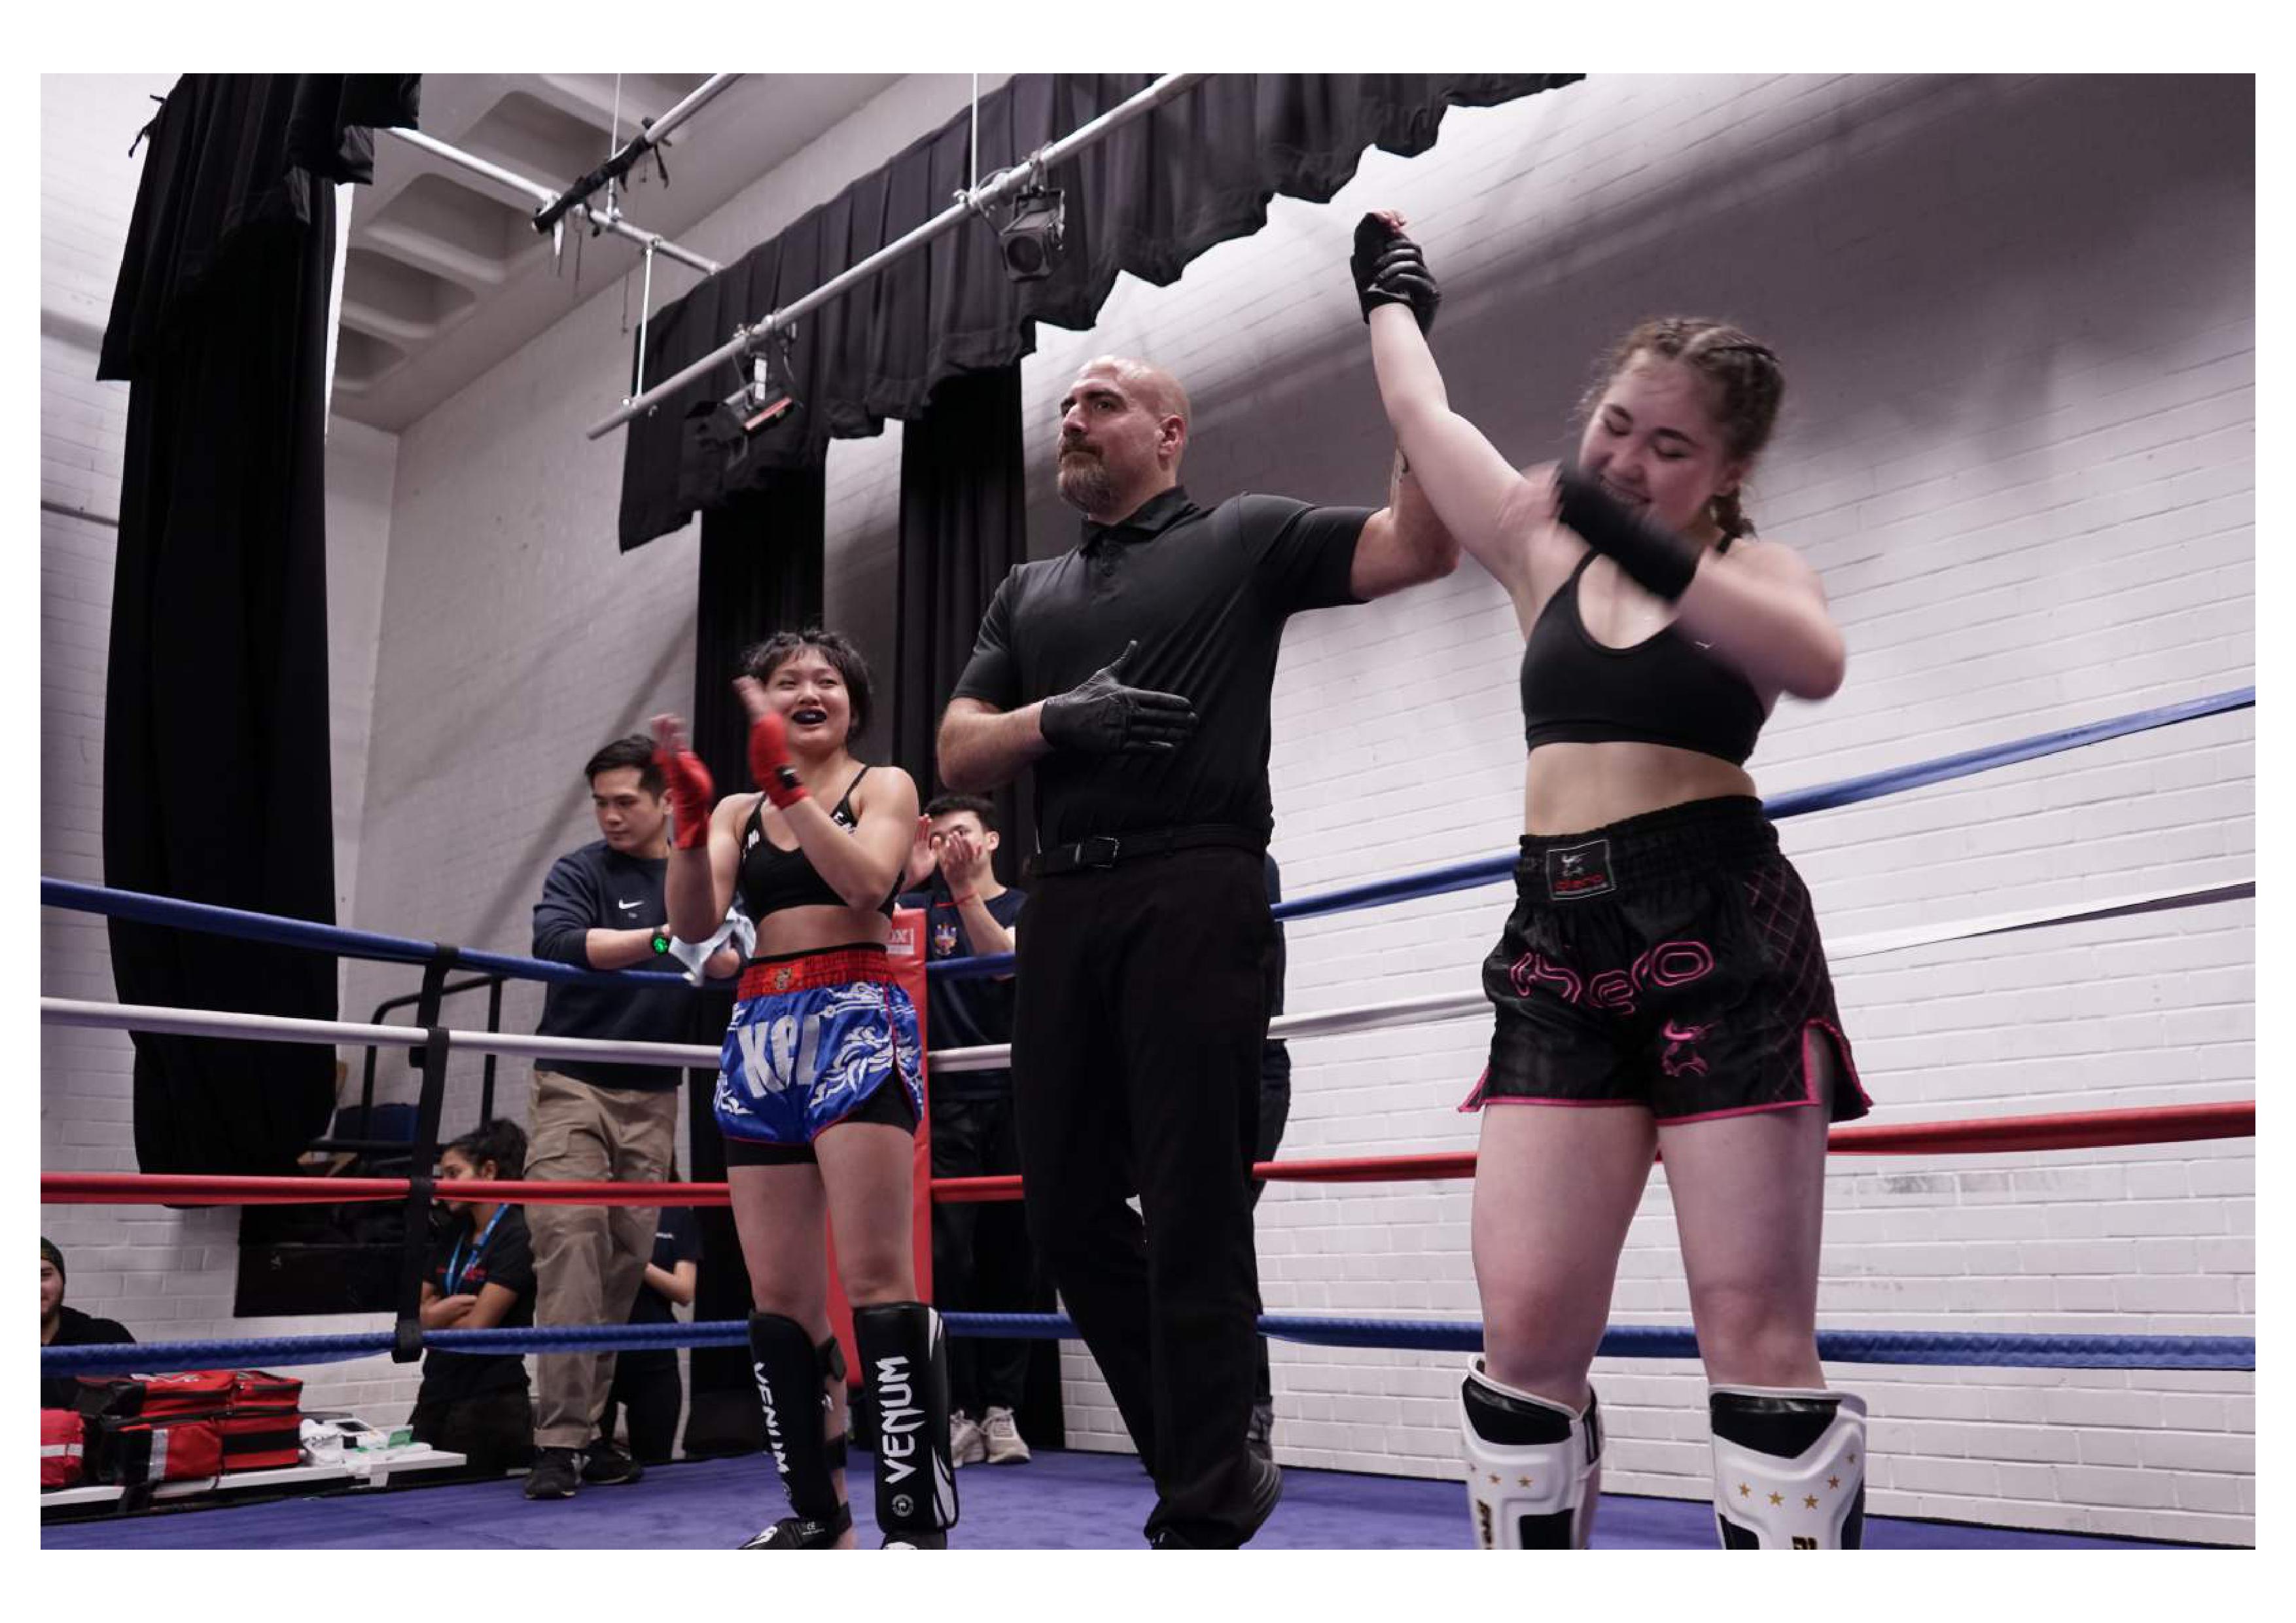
[650,933,671,954]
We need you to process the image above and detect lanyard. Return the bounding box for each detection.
[445,1205,508,1297]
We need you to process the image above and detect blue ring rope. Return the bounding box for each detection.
[39,1313,2254,1376]
[930,686,2254,980]
[36,880,693,992]
[37,688,2251,991]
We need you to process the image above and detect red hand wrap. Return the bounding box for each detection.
[654,747,715,851]
[749,711,809,809]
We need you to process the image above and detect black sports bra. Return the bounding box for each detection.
[735,768,898,920]
[1519,546,1767,767]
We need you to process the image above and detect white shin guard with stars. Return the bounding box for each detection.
[1460,1360,1603,1549]
[1710,1385,1867,1548]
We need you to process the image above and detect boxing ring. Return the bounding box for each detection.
[39,688,2255,1548]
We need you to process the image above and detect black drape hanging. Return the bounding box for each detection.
[686,473,828,788]
[618,73,1580,549]
[891,365,1033,870]
[98,75,419,1176]
[678,473,828,1457]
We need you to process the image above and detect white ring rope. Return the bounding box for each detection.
[931,876,2253,1073]
[39,878,2249,1074]
[38,1001,721,1069]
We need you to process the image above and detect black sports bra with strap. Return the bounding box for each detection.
[1519,544,1768,767]
[735,768,898,920]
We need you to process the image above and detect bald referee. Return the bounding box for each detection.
[938,351,1454,1547]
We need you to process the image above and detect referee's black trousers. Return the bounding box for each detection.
[1012,845,1273,1546]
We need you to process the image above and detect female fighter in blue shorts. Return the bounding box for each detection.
[1352,215,1869,1549]
[653,628,956,1549]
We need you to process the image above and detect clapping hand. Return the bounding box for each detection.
[648,714,715,849]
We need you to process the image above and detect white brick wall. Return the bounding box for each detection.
[43,73,2252,1543]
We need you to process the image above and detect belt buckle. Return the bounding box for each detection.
[1075,835,1123,869]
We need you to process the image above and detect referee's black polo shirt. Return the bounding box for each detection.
[951,485,1371,848]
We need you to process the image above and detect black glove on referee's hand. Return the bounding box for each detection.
[1352,212,1441,334]
[1040,641,1199,757]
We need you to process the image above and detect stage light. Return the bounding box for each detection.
[998,184,1065,282]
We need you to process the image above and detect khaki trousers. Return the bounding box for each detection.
[525,1068,678,1451]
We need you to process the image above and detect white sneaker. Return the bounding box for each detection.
[950,1411,987,1467]
[981,1405,1031,1465]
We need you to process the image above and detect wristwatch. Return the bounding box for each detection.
[650,931,672,955]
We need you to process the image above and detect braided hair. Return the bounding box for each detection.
[1579,317,1785,539]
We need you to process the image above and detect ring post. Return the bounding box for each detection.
[389,946,461,1363]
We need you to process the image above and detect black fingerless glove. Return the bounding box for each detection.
[1039,640,1200,757]
[1351,214,1441,334]
[1554,465,1704,602]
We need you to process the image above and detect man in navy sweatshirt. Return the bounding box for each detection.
[523,735,730,1499]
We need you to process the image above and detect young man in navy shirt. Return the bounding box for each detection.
[526,736,732,1498]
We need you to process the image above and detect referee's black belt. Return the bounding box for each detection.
[1026,823,1264,878]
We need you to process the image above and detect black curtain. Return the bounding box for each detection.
[619,73,1580,548]
[686,473,828,789]
[891,365,1033,875]
[679,473,826,1456]
[98,75,419,1176]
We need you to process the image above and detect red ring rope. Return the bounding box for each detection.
[35,1175,732,1207]
[38,1101,2253,1208]
[934,1100,2257,1200]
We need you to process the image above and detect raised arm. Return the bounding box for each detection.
[1354,215,1546,605]
[1347,451,1462,600]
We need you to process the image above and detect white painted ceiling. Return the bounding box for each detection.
[334,73,903,433]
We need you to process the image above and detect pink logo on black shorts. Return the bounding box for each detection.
[1508,939,1714,1018]
[1545,838,1615,900]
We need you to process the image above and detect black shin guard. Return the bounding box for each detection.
[747,1311,848,1526]
[855,1301,958,1539]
